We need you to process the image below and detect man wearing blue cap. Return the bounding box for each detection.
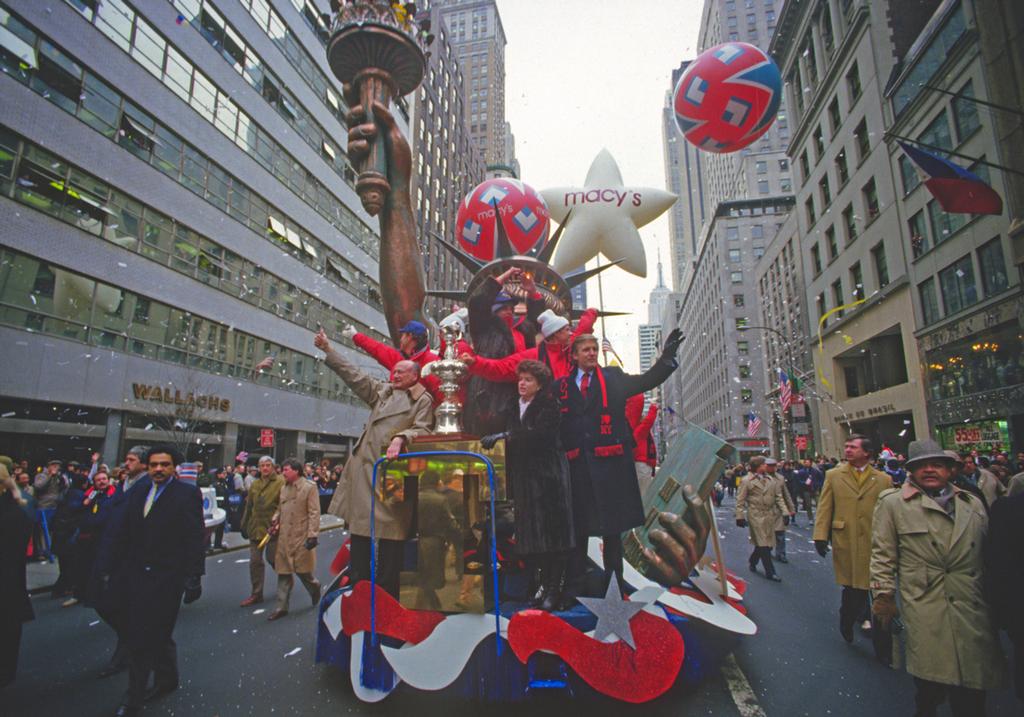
[343,320,442,404]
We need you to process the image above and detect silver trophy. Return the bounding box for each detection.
[422,324,469,434]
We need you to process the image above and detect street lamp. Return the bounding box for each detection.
[738,324,801,458]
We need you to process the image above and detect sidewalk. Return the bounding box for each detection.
[26,514,344,594]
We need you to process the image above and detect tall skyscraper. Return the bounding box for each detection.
[665,0,793,459]
[435,0,512,169]
[0,0,396,465]
[409,3,486,319]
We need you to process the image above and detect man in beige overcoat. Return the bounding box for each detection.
[315,329,434,598]
[813,434,890,642]
[267,458,321,621]
[765,458,796,563]
[735,456,788,582]
[870,439,1006,716]
[239,456,284,606]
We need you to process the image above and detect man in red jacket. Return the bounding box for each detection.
[461,307,598,381]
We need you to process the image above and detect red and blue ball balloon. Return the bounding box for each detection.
[673,42,782,154]
[456,178,550,261]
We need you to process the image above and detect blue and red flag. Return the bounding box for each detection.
[898,141,1002,215]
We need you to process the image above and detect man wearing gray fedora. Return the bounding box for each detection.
[870,438,1006,716]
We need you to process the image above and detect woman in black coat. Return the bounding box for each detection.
[1,468,34,687]
[482,359,574,611]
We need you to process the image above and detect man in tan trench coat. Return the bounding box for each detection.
[735,456,788,582]
[267,458,321,621]
[239,456,284,606]
[315,329,434,599]
[765,458,796,563]
[870,439,1006,716]
[813,434,890,642]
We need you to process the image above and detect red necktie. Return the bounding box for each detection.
[580,371,590,398]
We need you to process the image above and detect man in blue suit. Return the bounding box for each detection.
[107,445,205,717]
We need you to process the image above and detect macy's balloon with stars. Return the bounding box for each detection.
[455,178,550,261]
[673,42,782,153]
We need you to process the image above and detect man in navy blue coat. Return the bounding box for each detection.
[558,331,684,606]
[108,445,204,717]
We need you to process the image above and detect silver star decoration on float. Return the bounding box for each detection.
[576,574,648,649]
[540,149,677,278]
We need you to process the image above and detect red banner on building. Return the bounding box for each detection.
[259,428,275,448]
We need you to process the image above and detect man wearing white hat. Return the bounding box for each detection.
[462,307,598,382]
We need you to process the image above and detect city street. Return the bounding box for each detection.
[6,497,1019,717]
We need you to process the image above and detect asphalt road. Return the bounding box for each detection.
[4,497,1020,717]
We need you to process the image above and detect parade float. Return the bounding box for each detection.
[314,2,781,703]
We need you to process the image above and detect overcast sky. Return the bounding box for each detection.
[500,0,704,370]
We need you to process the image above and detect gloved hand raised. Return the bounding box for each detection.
[480,432,509,450]
[659,329,684,362]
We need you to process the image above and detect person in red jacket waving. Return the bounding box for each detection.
[625,396,658,496]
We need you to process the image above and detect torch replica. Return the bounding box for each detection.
[327,1,433,216]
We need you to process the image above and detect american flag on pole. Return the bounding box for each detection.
[747,412,762,437]
[779,369,792,412]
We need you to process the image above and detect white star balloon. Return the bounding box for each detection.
[541,149,677,277]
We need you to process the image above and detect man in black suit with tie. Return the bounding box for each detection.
[110,445,205,717]
[558,331,687,606]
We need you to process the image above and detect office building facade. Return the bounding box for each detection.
[0,0,403,466]
[885,0,1023,453]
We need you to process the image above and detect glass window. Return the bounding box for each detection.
[755,160,767,174]
[850,262,864,300]
[853,118,869,162]
[919,110,952,151]
[953,80,980,141]
[737,340,749,355]
[130,18,166,79]
[810,243,822,275]
[33,40,83,114]
[871,242,889,287]
[758,179,769,194]
[832,279,844,317]
[77,72,120,138]
[919,277,940,325]
[740,388,753,402]
[163,45,192,102]
[751,224,763,239]
[190,71,217,122]
[909,210,929,257]
[151,125,183,179]
[835,148,849,185]
[118,102,156,161]
[938,255,978,315]
[728,249,741,263]
[828,96,841,132]
[730,271,743,284]
[826,226,838,260]
[977,238,1008,296]
[819,174,831,205]
[733,294,745,307]
[812,125,824,160]
[846,61,861,102]
[106,190,143,249]
[899,152,920,195]
[817,292,827,326]
[140,207,174,263]
[842,204,857,243]
[862,178,879,220]
[928,198,966,245]
[735,317,749,329]
[726,226,740,241]
[94,0,134,52]
[805,197,815,226]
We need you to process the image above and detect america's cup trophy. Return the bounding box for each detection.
[423,324,468,434]
[327,1,433,215]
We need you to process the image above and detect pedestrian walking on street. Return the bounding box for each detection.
[0,465,33,688]
[735,456,788,582]
[267,458,321,621]
[239,455,283,607]
[985,492,1024,705]
[870,439,1006,717]
[766,458,796,562]
[813,434,891,642]
[106,445,205,717]
[316,328,434,599]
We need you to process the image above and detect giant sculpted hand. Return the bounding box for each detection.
[641,487,712,587]
[344,89,425,344]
